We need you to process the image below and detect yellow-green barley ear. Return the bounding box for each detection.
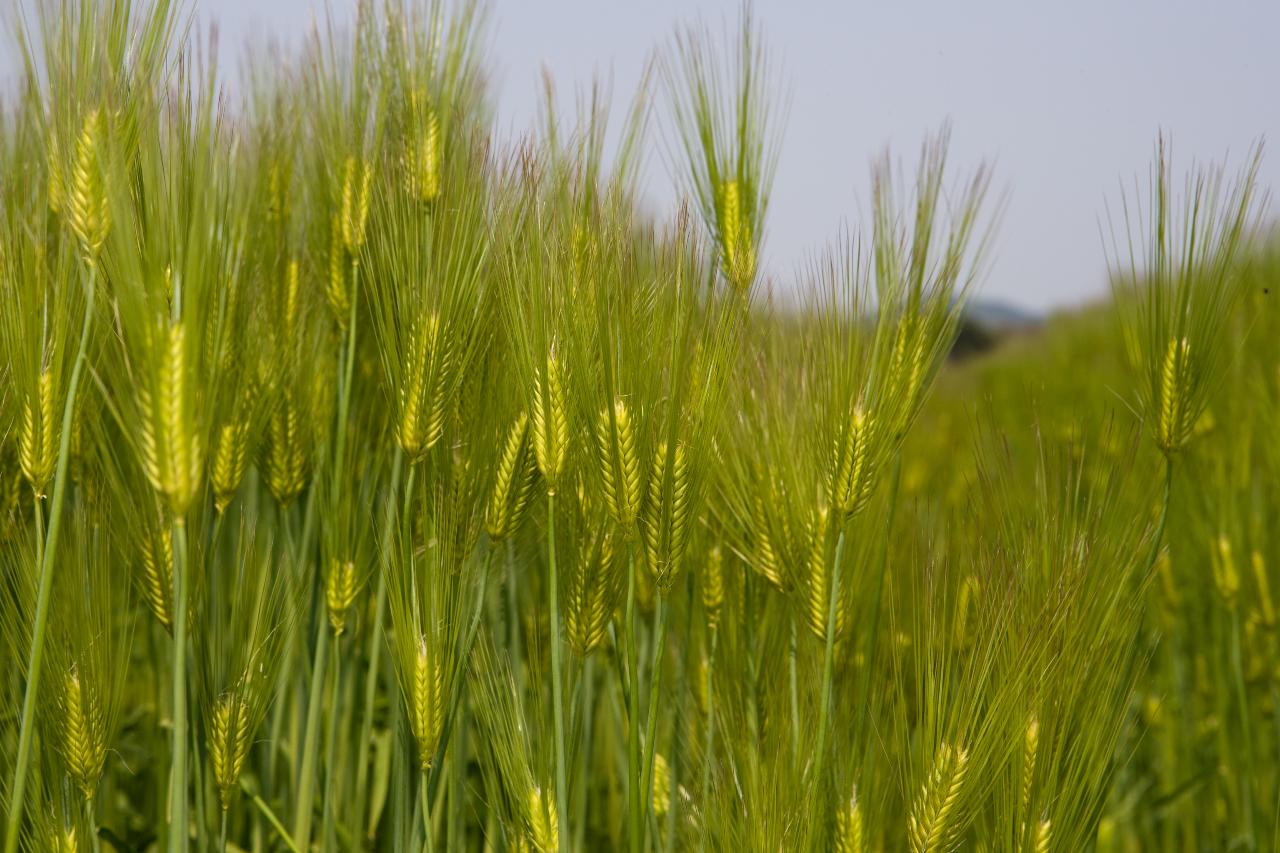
[651,752,672,816]
[397,313,450,460]
[565,526,619,657]
[1212,533,1240,607]
[327,214,351,328]
[138,322,203,516]
[1034,818,1051,853]
[701,544,724,631]
[210,693,252,811]
[832,408,875,518]
[265,388,307,506]
[804,506,844,641]
[486,412,537,541]
[1156,336,1193,453]
[19,368,57,497]
[325,559,358,635]
[1251,549,1274,626]
[954,575,978,649]
[58,663,106,799]
[211,401,252,513]
[404,90,442,203]
[527,785,559,853]
[835,784,866,853]
[341,155,373,252]
[47,132,64,214]
[1022,714,1039,814]
[908,741,969,853]
[751,493,787,592]
[596,397,642,535]
[531,349,570,494]
[641,440,691,590]
[139,523,174,632]
[411,634,445,771]
[718,178,756,288]
[66,109,110,260]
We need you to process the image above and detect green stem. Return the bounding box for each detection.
[420,771,434,853]
[811,527,847,793]
[292,614,331,846]
[1231,608,1257,847]
[85,796,102,853]
[171,519,191,853]
[857,458,902,747]
[789,615,800,760]
[4,267,96,853]
[699,629,718,853]
[548,491,569,853]
[354,447,403,836]
[220,810,228,853]
[507,538,524,699]
[240,779,300,853]
[641,594,670,838]
[626,552,642,853]
[321,629,344,851]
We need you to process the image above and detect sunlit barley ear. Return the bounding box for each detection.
[566,520,619,657]
[397,313,450,460]
[641,440,691,589]
[411,634,446,771]
[596,397,642,535]
[139,521,174,632]
[908,741,970,853]
[531,348,570,494]
[1212,533,1240,608]
[1250,549,1275,626]
[264,388,307,505]
[831,408,875,518]
[701,544,724,631]
[804,505,844,641]
[404,89,442,203]
[652,752,672,816]
[341,155,373,252]
[1156,337,1193,453]
[209,693,252,811]
[835,784,866,853]
[953,575,978,648]
[327,214,351,328]
[717,179,756,288]
[137,322,203,516]
[57,663,106,800]
[751,492,789,592]
[325,559,358,635]
[1034,818,1052,853]
[18,368,57,497]
[66,108,110,261]
[211,391,253,513]
[526,785,559,853]
[486,412,538,541]
[47,131,65,214]
[1022,714,1039,814]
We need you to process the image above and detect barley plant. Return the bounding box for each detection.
[0,1,1276,851]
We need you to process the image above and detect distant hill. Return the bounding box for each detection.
[951,299,1042,359]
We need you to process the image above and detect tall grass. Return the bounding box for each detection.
[0,1,1275,851]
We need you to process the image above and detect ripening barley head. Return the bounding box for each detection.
[65,108,111,261]
[486,411,538,541]
[908,741,970,853]
[209,692,252,811]
[341,154,374,252]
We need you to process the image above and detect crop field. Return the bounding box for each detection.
[0,1,1277,851]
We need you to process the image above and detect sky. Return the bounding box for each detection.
[6,1,1278,312]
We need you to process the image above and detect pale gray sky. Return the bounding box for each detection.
[8,1,1279,311]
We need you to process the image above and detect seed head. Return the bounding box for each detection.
[325,559,358,635]
[397,313,450,460]
[341,155,373,251]
[596,397,642,534]
[210,693,252,811]
[19,368,57,496]
[327,215,351,328]
[411,634,445,771]
[1156,337,1193,454]
[211,410,252,513]
[718,179,755,288]
[404,91,442,203]
[641,440,691,590]
[67,109,110,260]
[139,523,174,632]
[702,544,724,631]
[486,412,537,541]
[531,350,570,494]
[652,752,672,816]
[907,741,970,853]
[59,663,106,799]
[137,322,202,516]
[835,785,866,853]
[527,786,559,853]
[804,506,844,642]
[832,408,875,518]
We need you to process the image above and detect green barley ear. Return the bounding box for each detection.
[804,505,843,641]
[565,505,621,657]
[396,312,450,460]
[1212,533,1240,607]
[210,693,252,811]
[701,543,724,631]
[1156,337,1193,453]
[341,155,373,252]
[596,397,642,535]
[908,741,970,853]
[953,575,978,649]
[404,89,442,203]
[1034,818,1052,853]
[136,322,203,516]
[751,492,789,592]
[411,634,446,772]
[641,440,691,589]
[57,663,106,799]
[18,368,57,497]
[66,108,110,260]
[527,786,560,853]
[139,520,174,633]
[211,386,256,513]
[264,387,308,505]
[717,178,756,288]
[1250,549,1274,626]
[652,752,672,816]
[486,412,538,541]
[325,559,358,635]
[835,784,866,853]
[327,214,352,329]
[831,408,875,518]
[531,348,570,494]
[1022,714,1039,814]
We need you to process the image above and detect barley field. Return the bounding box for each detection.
[0,1,1277,851]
